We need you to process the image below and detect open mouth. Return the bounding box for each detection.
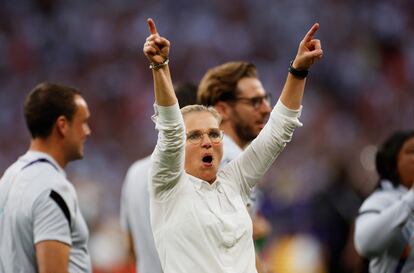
[202,155,213,164]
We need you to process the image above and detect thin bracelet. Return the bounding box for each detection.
[149,58,169,70]
[288,60,308,78]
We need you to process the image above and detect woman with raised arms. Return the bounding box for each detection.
[143,18,323,273]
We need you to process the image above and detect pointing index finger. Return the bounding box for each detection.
[147,18,158,35]
[303,23,319,43]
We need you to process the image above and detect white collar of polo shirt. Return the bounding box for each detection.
[24,150,66,177]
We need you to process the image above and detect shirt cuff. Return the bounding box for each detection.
[153,103,182,123]
[34,235,72,246]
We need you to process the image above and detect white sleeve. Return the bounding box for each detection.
[150,103,185,201]
[354,189,414,257]
[219,100,302,201]
[33,189,72,246]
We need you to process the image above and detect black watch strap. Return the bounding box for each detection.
[288,60,308,78]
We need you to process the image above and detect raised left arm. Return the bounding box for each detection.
[220,24,323,197]
[279,23,323,110]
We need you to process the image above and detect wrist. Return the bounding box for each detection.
[288,60,308,78]
[149,58,169,70]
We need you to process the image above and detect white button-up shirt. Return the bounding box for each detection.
[149,100,302,273]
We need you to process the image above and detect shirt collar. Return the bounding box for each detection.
[187,172,221,191]
[21,150,66,177]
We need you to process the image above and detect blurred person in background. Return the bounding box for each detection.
[197,62,272,164]
[197,61,273,272]
[354,130,414,273]
[144,17,322,273]
[0,82,92,273]
[120,82,198,273]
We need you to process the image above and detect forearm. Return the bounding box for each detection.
[152,65,177,107]
[36,240,70,273]
[279,72,306,110]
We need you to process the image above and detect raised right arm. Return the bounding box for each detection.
[219,24,322,199]
[143,19,185,200]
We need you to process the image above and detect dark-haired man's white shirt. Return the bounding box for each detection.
[354,180,414,273]
[0,151,91,273]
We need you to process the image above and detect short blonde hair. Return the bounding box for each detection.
[180,104,222,124]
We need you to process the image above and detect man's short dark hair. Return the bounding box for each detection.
[174,82,198,108]
[376,130,414,186]
[24,82,82,139]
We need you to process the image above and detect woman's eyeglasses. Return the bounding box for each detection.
[186,129,224,144]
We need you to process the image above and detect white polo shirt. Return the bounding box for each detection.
[0,151,91,273]
[149,100,302,273]
[120,156,163,273]
[354,180,414,273]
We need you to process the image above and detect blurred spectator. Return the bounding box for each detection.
[354,130,414,273]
